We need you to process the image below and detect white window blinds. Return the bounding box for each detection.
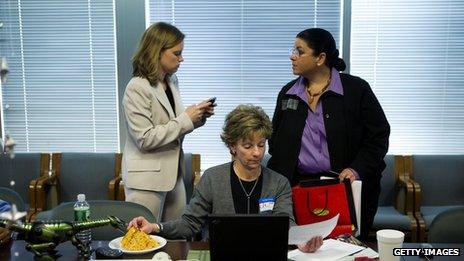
[351,0,464,154]
[0,0,118,152]
[149,0,341,169]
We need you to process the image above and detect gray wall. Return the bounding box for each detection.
[115,0,146,151]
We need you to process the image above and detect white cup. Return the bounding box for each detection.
[376,229,404,261]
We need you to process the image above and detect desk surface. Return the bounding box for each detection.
[0,240,208,260]
[1,241,463,260]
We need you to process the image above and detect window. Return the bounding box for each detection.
[0,0,118,152]
[351,0,464,154]
[149,0,341,169]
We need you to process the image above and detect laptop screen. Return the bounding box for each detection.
[208,214,289,261]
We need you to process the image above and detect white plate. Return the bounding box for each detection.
[108,235,167,254]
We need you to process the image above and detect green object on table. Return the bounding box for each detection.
[187,250,210,261]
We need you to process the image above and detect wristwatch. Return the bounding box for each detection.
[155,222,163,233]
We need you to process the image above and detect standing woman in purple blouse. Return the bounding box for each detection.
[267,28,390,239]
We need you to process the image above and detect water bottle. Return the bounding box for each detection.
[74,194,92,245]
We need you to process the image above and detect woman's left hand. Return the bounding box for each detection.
[339,168,356,183]
[297,236,323,253]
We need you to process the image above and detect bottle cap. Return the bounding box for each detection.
[77,194,86,202]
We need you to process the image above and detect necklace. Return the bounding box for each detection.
[306,73,331,104]
[237,177,259,214]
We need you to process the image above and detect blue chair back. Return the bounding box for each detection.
[58,153,117,202]
[412,155,464,206]
[0,153,43,206]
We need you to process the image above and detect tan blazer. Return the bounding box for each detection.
[122,76,194,192]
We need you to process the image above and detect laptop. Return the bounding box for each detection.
[208,214,289,261]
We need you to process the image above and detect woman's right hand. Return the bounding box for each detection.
[127,216,159,234]
[185,100,214,125]
[297,236,323,253]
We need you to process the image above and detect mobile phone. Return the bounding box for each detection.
[208,97,217,106]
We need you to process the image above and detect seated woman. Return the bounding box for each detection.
[128,104,323,252]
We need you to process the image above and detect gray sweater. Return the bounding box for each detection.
[160,162,296,239]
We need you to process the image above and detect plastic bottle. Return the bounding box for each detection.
[74,194,91,245]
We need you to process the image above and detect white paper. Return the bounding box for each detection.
[287,239,365,261]
[351,180,362,237]
[288,214,339,245]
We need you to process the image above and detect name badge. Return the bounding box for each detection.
[282,98,299,111]
[259,197,275,213]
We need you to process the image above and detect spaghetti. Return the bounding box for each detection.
[121,227,159,251]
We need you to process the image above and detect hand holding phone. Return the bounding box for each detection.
[200,97,216,120]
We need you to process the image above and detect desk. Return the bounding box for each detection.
[0,240,208,260]
[1,241,462,260]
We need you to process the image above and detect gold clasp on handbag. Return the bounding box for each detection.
[312,208,329,216]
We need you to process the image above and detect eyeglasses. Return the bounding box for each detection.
[289,47,301,57]
[289,48,300,57]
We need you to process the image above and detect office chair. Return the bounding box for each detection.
[427,206,464,243]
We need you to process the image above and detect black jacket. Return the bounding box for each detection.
[268,73,390,183]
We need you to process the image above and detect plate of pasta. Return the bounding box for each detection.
[109,227,167,254]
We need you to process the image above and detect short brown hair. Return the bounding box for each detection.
[221,104,272,152]
[132,22,185,86]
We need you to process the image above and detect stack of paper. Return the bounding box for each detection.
[288,239,366,261]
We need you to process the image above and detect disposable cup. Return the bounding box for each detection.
[376,229,405,261]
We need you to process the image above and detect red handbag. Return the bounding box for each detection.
[292,178,357,238]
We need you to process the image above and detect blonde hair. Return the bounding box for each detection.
[221,104,272,154]
[132,22,184,86]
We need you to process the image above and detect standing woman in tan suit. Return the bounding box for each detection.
[122,22,214,222]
